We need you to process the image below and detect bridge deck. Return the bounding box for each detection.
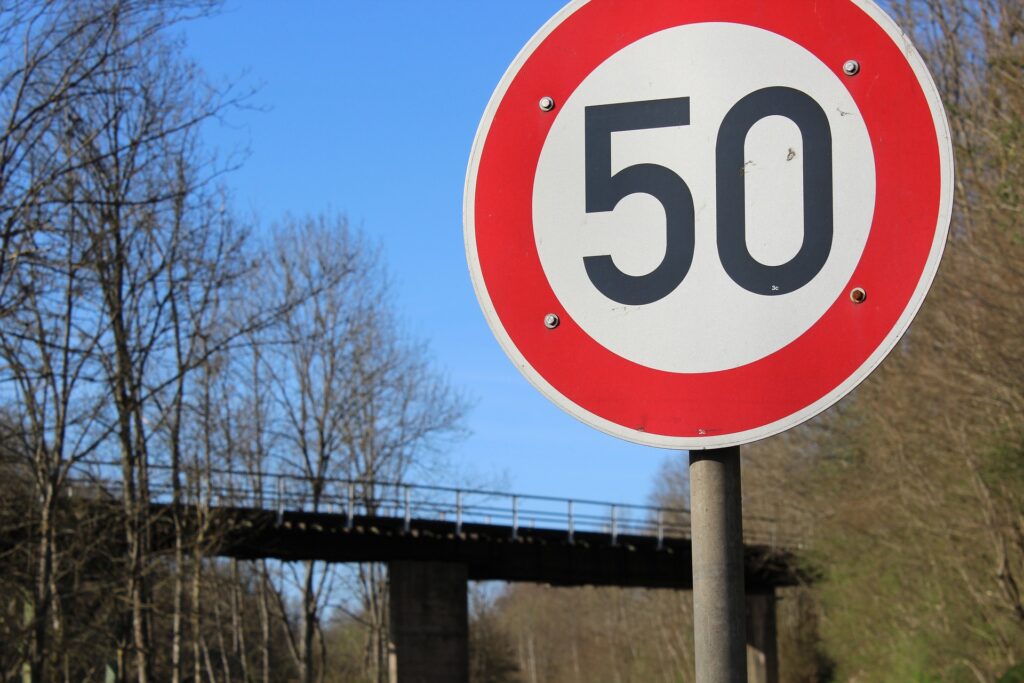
[203,506,802,591]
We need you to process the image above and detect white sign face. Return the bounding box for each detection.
[534,23,876,373]
[465,0,953,449]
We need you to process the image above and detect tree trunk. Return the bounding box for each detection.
[171,516,184,683]
[213,585,233,683]
[258,564,272,683]
[192,552,203,683]
[302,561,316,683]
[232,559,251,683]
[29,484,53,683]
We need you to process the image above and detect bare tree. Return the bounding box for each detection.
[0,2,249,681]
[0,4,476,681]
[235,213,466,683]
[0,158,111,682]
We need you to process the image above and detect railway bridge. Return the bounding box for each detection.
[70,464,807,683]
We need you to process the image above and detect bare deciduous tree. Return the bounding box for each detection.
[238,214,467,683]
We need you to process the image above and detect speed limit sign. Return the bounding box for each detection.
[464,0,953,449]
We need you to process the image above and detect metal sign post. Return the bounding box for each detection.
[690,447,747,681]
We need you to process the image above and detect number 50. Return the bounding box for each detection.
[583,87,834,305]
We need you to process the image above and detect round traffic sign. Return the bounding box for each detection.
[464,0,953,449]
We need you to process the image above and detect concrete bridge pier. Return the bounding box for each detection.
[389,561,469,683]
[746,590,779,683]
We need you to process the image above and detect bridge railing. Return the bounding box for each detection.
[70,461,691,545]
[69,461,800,549]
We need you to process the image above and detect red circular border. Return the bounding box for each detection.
[472,0,941,440]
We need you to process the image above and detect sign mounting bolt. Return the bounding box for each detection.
[544,313,560,329]
[842,59,861,76]
[850,287,867,304]
[539,96,555,112]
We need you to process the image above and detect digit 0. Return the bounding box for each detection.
[716,87,833,295]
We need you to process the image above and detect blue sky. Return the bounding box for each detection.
[182,2,679,506]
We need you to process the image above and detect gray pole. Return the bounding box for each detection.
[690,446,747,682]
